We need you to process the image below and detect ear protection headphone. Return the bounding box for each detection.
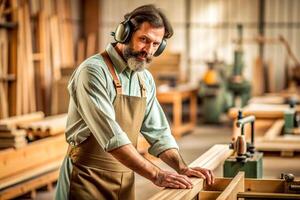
[112,16,167,57]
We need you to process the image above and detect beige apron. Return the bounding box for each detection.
[68,51,147,200]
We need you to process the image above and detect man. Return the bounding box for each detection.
[55,4,214,200]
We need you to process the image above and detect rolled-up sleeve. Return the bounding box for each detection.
[140,72,179,157]
[71,65,131,151]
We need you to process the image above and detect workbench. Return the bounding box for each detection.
[157,84,198,138]
[149,144,300,200]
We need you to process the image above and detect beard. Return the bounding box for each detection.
[123,43,153,72]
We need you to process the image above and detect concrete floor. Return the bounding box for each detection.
[33,123,300,200]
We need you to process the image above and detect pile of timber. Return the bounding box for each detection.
[18,113,67,139]
[0,134,68,199]
[0,112,44,149]
[0,112,67,149]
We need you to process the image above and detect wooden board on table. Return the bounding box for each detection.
[149,145,233,200]
[228,103,300,119]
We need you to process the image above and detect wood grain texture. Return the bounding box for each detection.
[149,145,233,200]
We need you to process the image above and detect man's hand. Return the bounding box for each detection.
[152,170,193,189]
[178,167,214,185]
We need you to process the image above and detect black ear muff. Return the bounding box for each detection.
[114,18,132,43]
[153,39,167,57]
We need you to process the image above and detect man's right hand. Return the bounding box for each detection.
[152,170,193,189]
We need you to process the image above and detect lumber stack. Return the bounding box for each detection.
[18,113,67,138]
[0,112,44,149]
[1,0,80,117]
[0,134,68,199]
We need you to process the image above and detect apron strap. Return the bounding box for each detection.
[137,72,146,98]
[100,51,122,94]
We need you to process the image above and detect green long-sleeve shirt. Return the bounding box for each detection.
[65,43,178,156]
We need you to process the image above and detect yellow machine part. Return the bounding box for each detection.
[203,69,219,85]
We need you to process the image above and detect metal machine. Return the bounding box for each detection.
[200,25,251,123]
[227,24,251,108]
[223,110,263,178]
[284,98,300,135]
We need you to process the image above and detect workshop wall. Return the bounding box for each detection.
[98,0,300,92]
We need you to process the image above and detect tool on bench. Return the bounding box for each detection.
[224,110,263,178]
[281,173,300,194]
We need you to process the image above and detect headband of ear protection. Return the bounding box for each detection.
[113,16,167,57]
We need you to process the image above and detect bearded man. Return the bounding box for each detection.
[55,4,214,200]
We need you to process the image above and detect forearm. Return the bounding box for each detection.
[109,144,160,182]
[158,148,188,173]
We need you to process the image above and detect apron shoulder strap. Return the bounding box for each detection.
[137,72,146,98]
[100,51,122,94]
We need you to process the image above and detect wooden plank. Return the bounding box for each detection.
[216,172,244,200]
[8,0,18,116]
[198,191,221,200]
[37,10,52,115]
[149,145,233,200]
[0,112,44,130]
[0,0,7,19]
[0,134,67,180]
[23,2,36,113]
[0,159,62,190]
[49,16,61,81]
[237,192,300,199]
[86,32,96,57]
[0,28,8,119]
[255,141,300,152]
[76,38,85,65]
[252,57,265,96]
[263,119,284,140]
[228,103,300,119]
[244,179,285,193]
[0,169,59,200]
[18,114,67,137]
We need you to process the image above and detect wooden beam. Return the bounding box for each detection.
[0,112,44,130]
[0,169,59,200]
[148,145,233,200]
[263,119,284,140]
[237,192,300,199]
[8,0,18,116]
[0,134,67,180]
[228,104,300,119]
[18,114,67,137]
[216,172,244,200]
[199,191,221,200]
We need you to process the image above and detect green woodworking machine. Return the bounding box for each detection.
[223,110,263,178]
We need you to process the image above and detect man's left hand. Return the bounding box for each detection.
[179,167,215,185]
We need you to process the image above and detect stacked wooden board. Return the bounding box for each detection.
[18,113,67,139]
[0,112,44,148]
[0,134,68,199]
[0,112,68,148]
[0,111,68,199]
[1,0,86,117]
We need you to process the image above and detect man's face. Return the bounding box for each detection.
[123,22,165,71]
